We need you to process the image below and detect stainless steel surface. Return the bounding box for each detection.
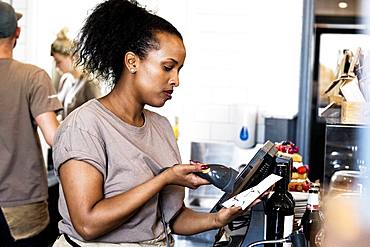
[191,141,236,167]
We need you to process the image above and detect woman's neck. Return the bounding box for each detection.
[100,89,144,127]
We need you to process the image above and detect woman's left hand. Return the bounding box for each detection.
[213,206,243,227]
[213,197,263,227]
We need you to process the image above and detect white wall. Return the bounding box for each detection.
[12,0,304,163]
[13,0,102,74]
[151,0,304,162]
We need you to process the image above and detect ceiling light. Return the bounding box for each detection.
[338,1,348,9]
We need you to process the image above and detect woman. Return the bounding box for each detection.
[51,28,100,119]
[52,0,259,246]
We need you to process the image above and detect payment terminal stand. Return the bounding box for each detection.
[211,141,277,246]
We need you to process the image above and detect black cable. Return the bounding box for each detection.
[228,208,252,231]
[158,196,171,247]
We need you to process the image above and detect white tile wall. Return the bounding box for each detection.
[155,0,304,161]
[194,105,230,123]
[210,122,236,142]
[13,0,304,163]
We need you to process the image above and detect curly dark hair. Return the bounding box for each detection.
[74,0,183,85]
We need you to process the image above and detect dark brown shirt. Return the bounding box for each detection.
[0,58,62,207]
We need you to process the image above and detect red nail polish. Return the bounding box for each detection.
[201,165,209,170]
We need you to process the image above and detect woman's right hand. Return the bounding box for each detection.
[162,163,210,189]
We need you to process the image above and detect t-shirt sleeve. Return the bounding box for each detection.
[53,124,107,179]
[29,69,62,118]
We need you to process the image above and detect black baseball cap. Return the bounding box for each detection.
[0,1,22,38]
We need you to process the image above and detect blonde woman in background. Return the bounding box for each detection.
[51,28,101,119]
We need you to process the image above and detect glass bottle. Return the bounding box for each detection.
[275,155,294,204]
[264,164,295,247]
[300,187,324,247]
[172,116,179,141]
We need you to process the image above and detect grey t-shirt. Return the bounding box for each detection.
[0,58,62,207]
[53,99,185,243]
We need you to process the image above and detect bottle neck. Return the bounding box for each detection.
[274,164,289,193]
[275,176,289,193]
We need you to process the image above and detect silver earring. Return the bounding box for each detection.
[130,68,136,73]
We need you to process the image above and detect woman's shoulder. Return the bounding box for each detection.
[54,100,104,148]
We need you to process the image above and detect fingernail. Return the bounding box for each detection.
[201,165,209,170]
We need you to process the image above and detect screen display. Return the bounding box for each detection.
[211,140,278,212]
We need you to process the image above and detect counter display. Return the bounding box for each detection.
[324,123,369,191]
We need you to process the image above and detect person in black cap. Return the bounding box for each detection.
[0,1,22,38]
[0,1,62,246]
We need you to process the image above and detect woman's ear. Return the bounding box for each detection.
[124,52,138,74]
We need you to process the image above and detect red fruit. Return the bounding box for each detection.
[281,146,287,152]
[302,181,310,192]
[297,166,306,174]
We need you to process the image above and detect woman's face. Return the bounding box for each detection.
[134,32,186,107]
[52,52,73,74]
